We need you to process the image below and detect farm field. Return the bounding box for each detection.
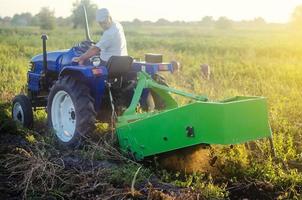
[0,25,302,199]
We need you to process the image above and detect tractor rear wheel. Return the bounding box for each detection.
[12,95,33,128]
[47,76,96,147]
[151,73,168,110]
[143,74,169,111]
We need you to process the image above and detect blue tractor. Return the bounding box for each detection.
[13,40,172,145]
[12,14,174,146]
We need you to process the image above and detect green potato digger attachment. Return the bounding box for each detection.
[116,72,272,161]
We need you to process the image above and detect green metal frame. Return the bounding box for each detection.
[116,72,272,160]
[117,72,208,126]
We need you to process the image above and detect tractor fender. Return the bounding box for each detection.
[59,66,95,79]
[58,65,108,112]
[59,65,108,79]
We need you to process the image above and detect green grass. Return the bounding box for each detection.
[1,25,302,198]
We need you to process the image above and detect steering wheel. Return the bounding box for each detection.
[74,40,94,54]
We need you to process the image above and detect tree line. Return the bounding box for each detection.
[0,0,97,30]
[1,0,302,30]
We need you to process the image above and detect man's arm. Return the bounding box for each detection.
[73,46,101,65]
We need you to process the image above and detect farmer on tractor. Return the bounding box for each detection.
[72,8,128,66]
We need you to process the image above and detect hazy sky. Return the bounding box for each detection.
[0,0,302,23]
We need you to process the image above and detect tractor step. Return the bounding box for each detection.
[116,96,271,160]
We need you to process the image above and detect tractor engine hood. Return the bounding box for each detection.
[31,49,69,72]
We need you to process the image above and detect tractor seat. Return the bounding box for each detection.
[106,56,133,79]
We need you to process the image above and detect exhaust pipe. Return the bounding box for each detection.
[82,5,92,42]
[41,34,48,88]
[41,34,48,75]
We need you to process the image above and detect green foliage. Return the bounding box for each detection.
[11,13,32,26]
[160,170,229,199]
[291,5,302,30]
[200,16,214,27]
[0,102,17,134]
[106,163,152,187]
[216,145,302,199]
[36,7,56,30]
[71,0,97,28]
[215,16,233,29]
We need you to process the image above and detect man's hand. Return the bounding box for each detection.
[72,57,85,66]
[72,46,100,66]
[72,57,80,63]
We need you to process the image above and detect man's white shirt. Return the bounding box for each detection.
[95,21,128,61]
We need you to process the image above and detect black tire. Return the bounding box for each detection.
[12,95,33,128]
[141,74,169,111]
[47,76,96,147]
[151,74,169,110]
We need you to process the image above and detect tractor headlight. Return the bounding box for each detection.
[29,62,34,71]
[91,57,101,67]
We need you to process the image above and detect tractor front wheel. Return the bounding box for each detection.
[12,95,33,128]
[47,76,96,147]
